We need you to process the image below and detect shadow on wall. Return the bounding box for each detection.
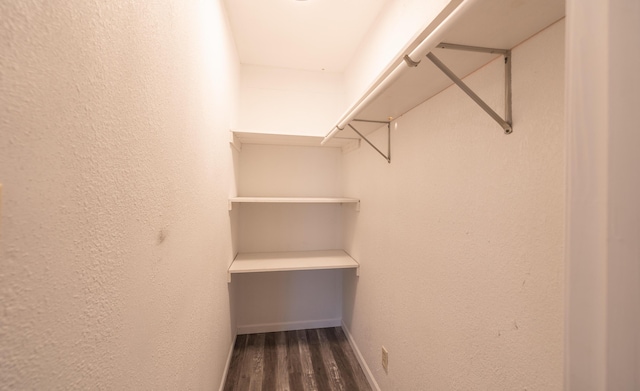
[341,198,361,330]
[228,142,241,339]
[342,269,360,330]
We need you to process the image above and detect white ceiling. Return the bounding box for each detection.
[223,0,388,72]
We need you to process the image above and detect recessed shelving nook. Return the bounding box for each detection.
[228,141,360,330]
[228,134,360,284]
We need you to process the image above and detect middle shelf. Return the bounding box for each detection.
[228,196,360,210]
[228,249,359,283]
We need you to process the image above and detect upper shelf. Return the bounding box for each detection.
[323,0,565,142]
[231,130,360,152]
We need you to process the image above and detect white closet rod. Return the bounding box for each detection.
[321,0,480,146]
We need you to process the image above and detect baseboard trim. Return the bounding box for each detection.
[341,321,381,391]
[237,318,342,335]
[218,334,237,391]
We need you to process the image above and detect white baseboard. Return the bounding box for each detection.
[237,318,342,335]
[341,321,381,391]
[218,334,237,391]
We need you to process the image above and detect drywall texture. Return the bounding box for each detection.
[344,0,451,104]
[342,21,565,390]
[234,269,344,334]
[238,144,343,197]
[0,1,238,389]
[233,144,346,333]
[238,65,346,136]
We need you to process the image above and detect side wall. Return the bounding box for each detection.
[0,0,239,389]
[342,21,565,390]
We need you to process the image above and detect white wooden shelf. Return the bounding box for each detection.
[228,249,359,282]
[230,130,360,151]
[228,196,360,210]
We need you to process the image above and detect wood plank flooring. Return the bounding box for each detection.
[223,327,372,391]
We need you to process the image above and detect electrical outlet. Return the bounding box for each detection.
[382,346,389,373]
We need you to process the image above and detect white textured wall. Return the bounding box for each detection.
[238,65,345,136]
[342,21,565,390]
[0,1,238,389]
[343,0,452,104]
[238,144,343,197]
[233,144,345,333]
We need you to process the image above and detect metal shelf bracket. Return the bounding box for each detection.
[429,43,513,134]
[348,119,391,163]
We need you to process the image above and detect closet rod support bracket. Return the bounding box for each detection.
[348,120,391,163]
[403,54,421,67]
[427,46,513,134]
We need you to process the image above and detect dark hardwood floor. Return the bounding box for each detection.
[223,327,372,391]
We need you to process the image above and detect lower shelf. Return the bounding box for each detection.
[228,249,359,283]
